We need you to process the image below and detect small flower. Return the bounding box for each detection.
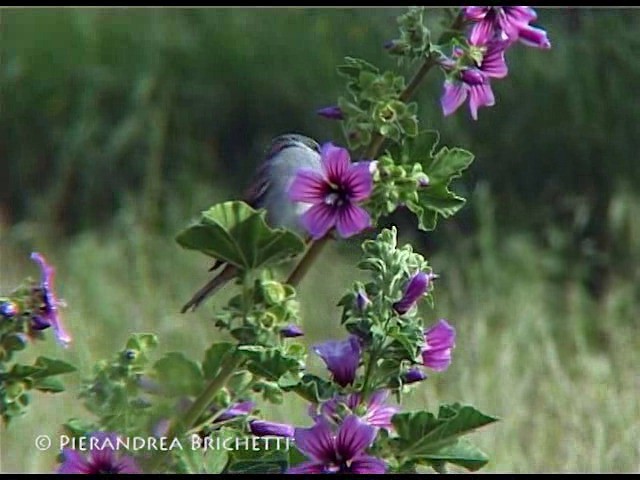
[280,324,304,338]
[313,336,361,387]
[289,143,373,239]
[403,368,428,384]
[422,319,456,372]
[440,39,509,121]
[0,300,19,318]
[30,252,71,347]
[317,105,344,121]
[393,271,435,315]
[288,415,386,474]
[249,419,295,438]
[57,432,141,474]
[464,6,550,49]
[318,390,398,430]
[355,290,370,312]
[217,401,256,422]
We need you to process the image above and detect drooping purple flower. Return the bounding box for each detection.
[288,143,373,240]
[313,336,361,387]
[464,6,550,49]
[393,271,435,315]
[404,367,428,384]
[0,301,19,318]
[440,39,509,121]
[317,390,398,430]
[422,319,456,372]
[217,400,256,422]
[355,290,370,312]
[249,419,295,438]
[30,252,72,347]
[317,106,344,121]
[57,432,141,474]
[288,415,386,474]
[280,324,304,338]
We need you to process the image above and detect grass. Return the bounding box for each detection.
[0,211,638,473]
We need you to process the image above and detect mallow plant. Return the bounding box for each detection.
[0,7,551,474]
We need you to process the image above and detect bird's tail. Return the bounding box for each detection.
[181,264,237,313]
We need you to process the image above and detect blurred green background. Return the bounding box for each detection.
[1,7,639,473]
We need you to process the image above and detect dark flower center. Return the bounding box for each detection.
[324,183,350,207]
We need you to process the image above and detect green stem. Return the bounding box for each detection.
[149,354,242,472]
[286,236,330,287]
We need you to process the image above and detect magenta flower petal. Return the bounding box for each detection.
[294,418,335,464]
[464,6,489,21]
[288,169,327,203]
[301,203,336,240]
[422,319,456,372]
[287,461,328,474]
[480,41,509,78]
[30,252,72,347]
[280,324,304,338]
[250,420,295,438]
[441,80,468,117]
[349,456,388,474]
[218,400,255,421]
[468,82,495,120]
[518,24,551,49]
[393,271,432,315]
[317,105,344,120]
[321,143,350,183]
[57,432,141,474]
[335,205,371,239]
[58,449,91,474]
[344,162,374,202]
[335,415,377,461]
[365,391,398,429]
[313,336,361,387]
[469,18,495,46]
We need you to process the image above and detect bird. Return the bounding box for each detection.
[181,133,323,313]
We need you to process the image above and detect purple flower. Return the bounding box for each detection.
[280,324,304,338]
[30,252,71,347]
[317,390,398,430]
[440,39,509,120]
[464,6,550,49]
[0,301,19,318]
[422,319,456,372]
[313,336,361,387]
[57,432,141,474]
[289,143,373,239]
[317,105,344,121]
[393,271,435,315]
[355,290,370,312]
[217,400,255,422]
[249,419,295,438]
[288,415,386,474]
[404,367,428,384]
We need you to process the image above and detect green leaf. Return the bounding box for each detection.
[224,437,291,474]
[153,352,204,397]
[420,439,490,472]
[424,147,474,186]
[33,377,65,393]
[284,373,337,404]
[30,357,77,379]
[176,201,305,272]
[238,346,303,382]
[202,342,236,380]
[392,404,498,458]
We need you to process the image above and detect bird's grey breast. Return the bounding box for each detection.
[263,143,322,235]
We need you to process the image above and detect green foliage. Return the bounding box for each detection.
[387,404,498,472]
[175,201,306,272]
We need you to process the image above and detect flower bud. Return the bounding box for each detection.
[316,105,344,121]
[249,420,295,438]
[280,324,304,338]
[0,301,19,318]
